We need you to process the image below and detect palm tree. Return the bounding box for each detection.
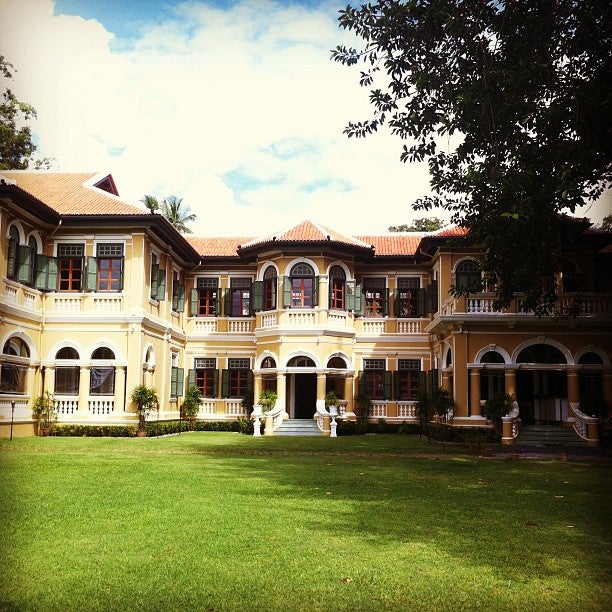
[140,194,159,214]
[160,195,197,234]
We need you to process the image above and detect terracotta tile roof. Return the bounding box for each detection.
[241,220,372,249]
[0,171,145,215]
[355,234,422,256]
[429,226,468,237]
[186,236,254,257]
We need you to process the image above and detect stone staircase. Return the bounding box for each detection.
[275,418,321,436]
[517,424,586,447]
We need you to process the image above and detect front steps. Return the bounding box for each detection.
[517,424,586,447]
[275,419,321,436]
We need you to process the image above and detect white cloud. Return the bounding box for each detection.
[3,0,604,237]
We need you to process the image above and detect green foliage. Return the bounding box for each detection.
[52,424,138,437]
[353,392,372,419]
[388,217,444,232]
[139,194,197,233]
[0,56,37,170]
[31,391,57,434]
[181,385,202,429]
[129,385,160,432]
[324,390,339,408]
[241,391,254,414]
[602,215,612,232]
[235,416,253,435]
[259,389,278,412]
[332,1,611,315]
[483,393,515,434]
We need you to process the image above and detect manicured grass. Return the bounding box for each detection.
[0,434,609,611]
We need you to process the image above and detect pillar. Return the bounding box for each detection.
[566,367,579,419]
[316,373,326,412]
[441,370,452,394]
[115,366,126,413]
[26,364,38,399]
[276,372,287,417]
[343,376,353,414]
[45,366,55,395]
[602,370,612,419]
[504,367,517,399]
[78,366,90,413]
[253,374,263,403]
[469,368,482,417]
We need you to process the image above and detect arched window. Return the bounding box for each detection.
[6,226,20,279]
[455,259,482,293]
[287,263,316,309]
[55,347,80,395]
[329,266,346,310]
[261,357,276,369]
[287,356,316,368]
[90,347,115,395]
[263,266,277,311]
[578,352,603,365]
[327,357,347,369]
[1,336,30,394]
[481,351,505,364]
[516,344,566,364]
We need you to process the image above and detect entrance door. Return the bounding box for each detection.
[517,370,568,425]
[294,373,317,419]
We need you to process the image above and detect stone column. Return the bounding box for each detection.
[470,368,482,417]
[276,372,287,417]
[343,376,353,414]
[441,370,452,394]
[114,366,126,413]
[79,366,90,414]
[316,373,326,412]
[45,366,56,395]
[504,367,517,398]
[566,367,580,419]
[253,374,263,403]
[26,364,38,399]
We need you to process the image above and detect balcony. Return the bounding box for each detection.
[2,280,41,312]
[46,292,125,313]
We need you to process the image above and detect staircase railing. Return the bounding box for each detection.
[570,403,599,446]
[315,405,331,436]
[501,401,521,445]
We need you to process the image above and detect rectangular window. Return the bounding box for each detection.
[193,278,219,316]
[58,244,84,292]
[397,278,420,318]
[395,359,421,401]
[361,359,389,400]
[223,358,252,399]
[228,278,252,317]
[364,278,388,317]
[55,367,80,395]
[89,367,115,395]
[193,358,217,397]
[330,278,345,310]
[0,362,27,393]
[95,243,124,292]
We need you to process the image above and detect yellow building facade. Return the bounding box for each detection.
[1,172,611,443]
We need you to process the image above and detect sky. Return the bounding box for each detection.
[0,0,608,236]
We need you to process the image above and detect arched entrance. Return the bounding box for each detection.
[516,343,568,425]
[287,356,317,419]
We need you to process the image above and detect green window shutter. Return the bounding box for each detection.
[420,371,429,397]
[7,237,17,278]
[86,256,98,291]
[170,366,178,396]
[354,285,364,315]
[251,281,263,312]
[328,278,333,309]
[283,276,292,309]
[188,369,196,388]
[175,368,184,396]
[221,369,229,398]
[190,288,199,316]
[173,284,185,312]
[312,276,319,309]
[384,371,392,400]
[393,371,400,401]
[224,288,232,317]
[150,263,159,298]
[383,288,390,316]
[118,257,124,291]
[427,280,438,313]
[215,290,222,317]
[417,288,426,317]
[346,281,354,311]
[157,268,166,300]
[172,282,179,310]
[17,246,32,283]
[35,255,58,291]
[246,370,254,393]
[213,369,219,397]
[357,371,365,395]
[393,289,399,318]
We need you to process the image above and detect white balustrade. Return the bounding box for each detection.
[198,401,216,416]
[362,320,386,335]
[53,295,83,311]
[397,403,417,419]
[89,398,114,415]
[194,319,218,333]
[5,286,18,303]
[228,319,253,333]
[261,313,277,327]
[93,295,123,311]
[225,400,247,416]
[397,320,422,334]
[371,402,387,418]
[467,297,498,314]
[55,397,78,415]
[287,311,316,326]
[328,312,349,328]
[23,289,38,309]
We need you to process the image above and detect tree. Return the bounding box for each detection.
[602,215,612,232]
[160,195,196,234]
[332,1,612,314]
[0,56,37,170]
[140,194,159,213]
[388,216,444,232]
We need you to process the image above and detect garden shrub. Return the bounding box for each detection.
[52,424,138,437]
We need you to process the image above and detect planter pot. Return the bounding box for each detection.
[137,430,147,438]
[41,427,50,437]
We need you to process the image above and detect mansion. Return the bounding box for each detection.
[1,171,611,442]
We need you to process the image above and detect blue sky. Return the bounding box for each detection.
[1,0,608,234]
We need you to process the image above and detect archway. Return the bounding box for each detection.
[286,355,317,419]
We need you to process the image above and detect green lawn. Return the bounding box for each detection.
[0,434,609,611]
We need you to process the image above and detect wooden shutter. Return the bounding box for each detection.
[173,284,185,312]
[188,369,196,389]
[190,288,199,316]
[157,268,166,300]
[86,256,98,291]
[150,263,159,298]
[427,280,438,313]
[357,371,365,395]
[384,371,392,400]
[17,246,33,284]
[35,255,58,291]
[393,289,399,318]
[175,367,184,397]
[246,370,254,393]
[383,288,390,316]
[213,369,219,398]
[346,281,354,311]
[283,276,292,309]
[417,288,426,317]
[393,371,400,401]
[224,288,232,317]
[312,276,319,309]
[7,236,17,278]
[354,284,364,315]
[251,281,263,312]
[221,369,229,398]
[215,289,222,317]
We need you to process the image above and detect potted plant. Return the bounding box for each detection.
[32,391,57,436]
[181,385,202,431]
[483,393,514,438]
[130,385,159,436]
[259,389,278,413]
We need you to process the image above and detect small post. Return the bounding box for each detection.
[329,405,338,438]
[10,400,16,441]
